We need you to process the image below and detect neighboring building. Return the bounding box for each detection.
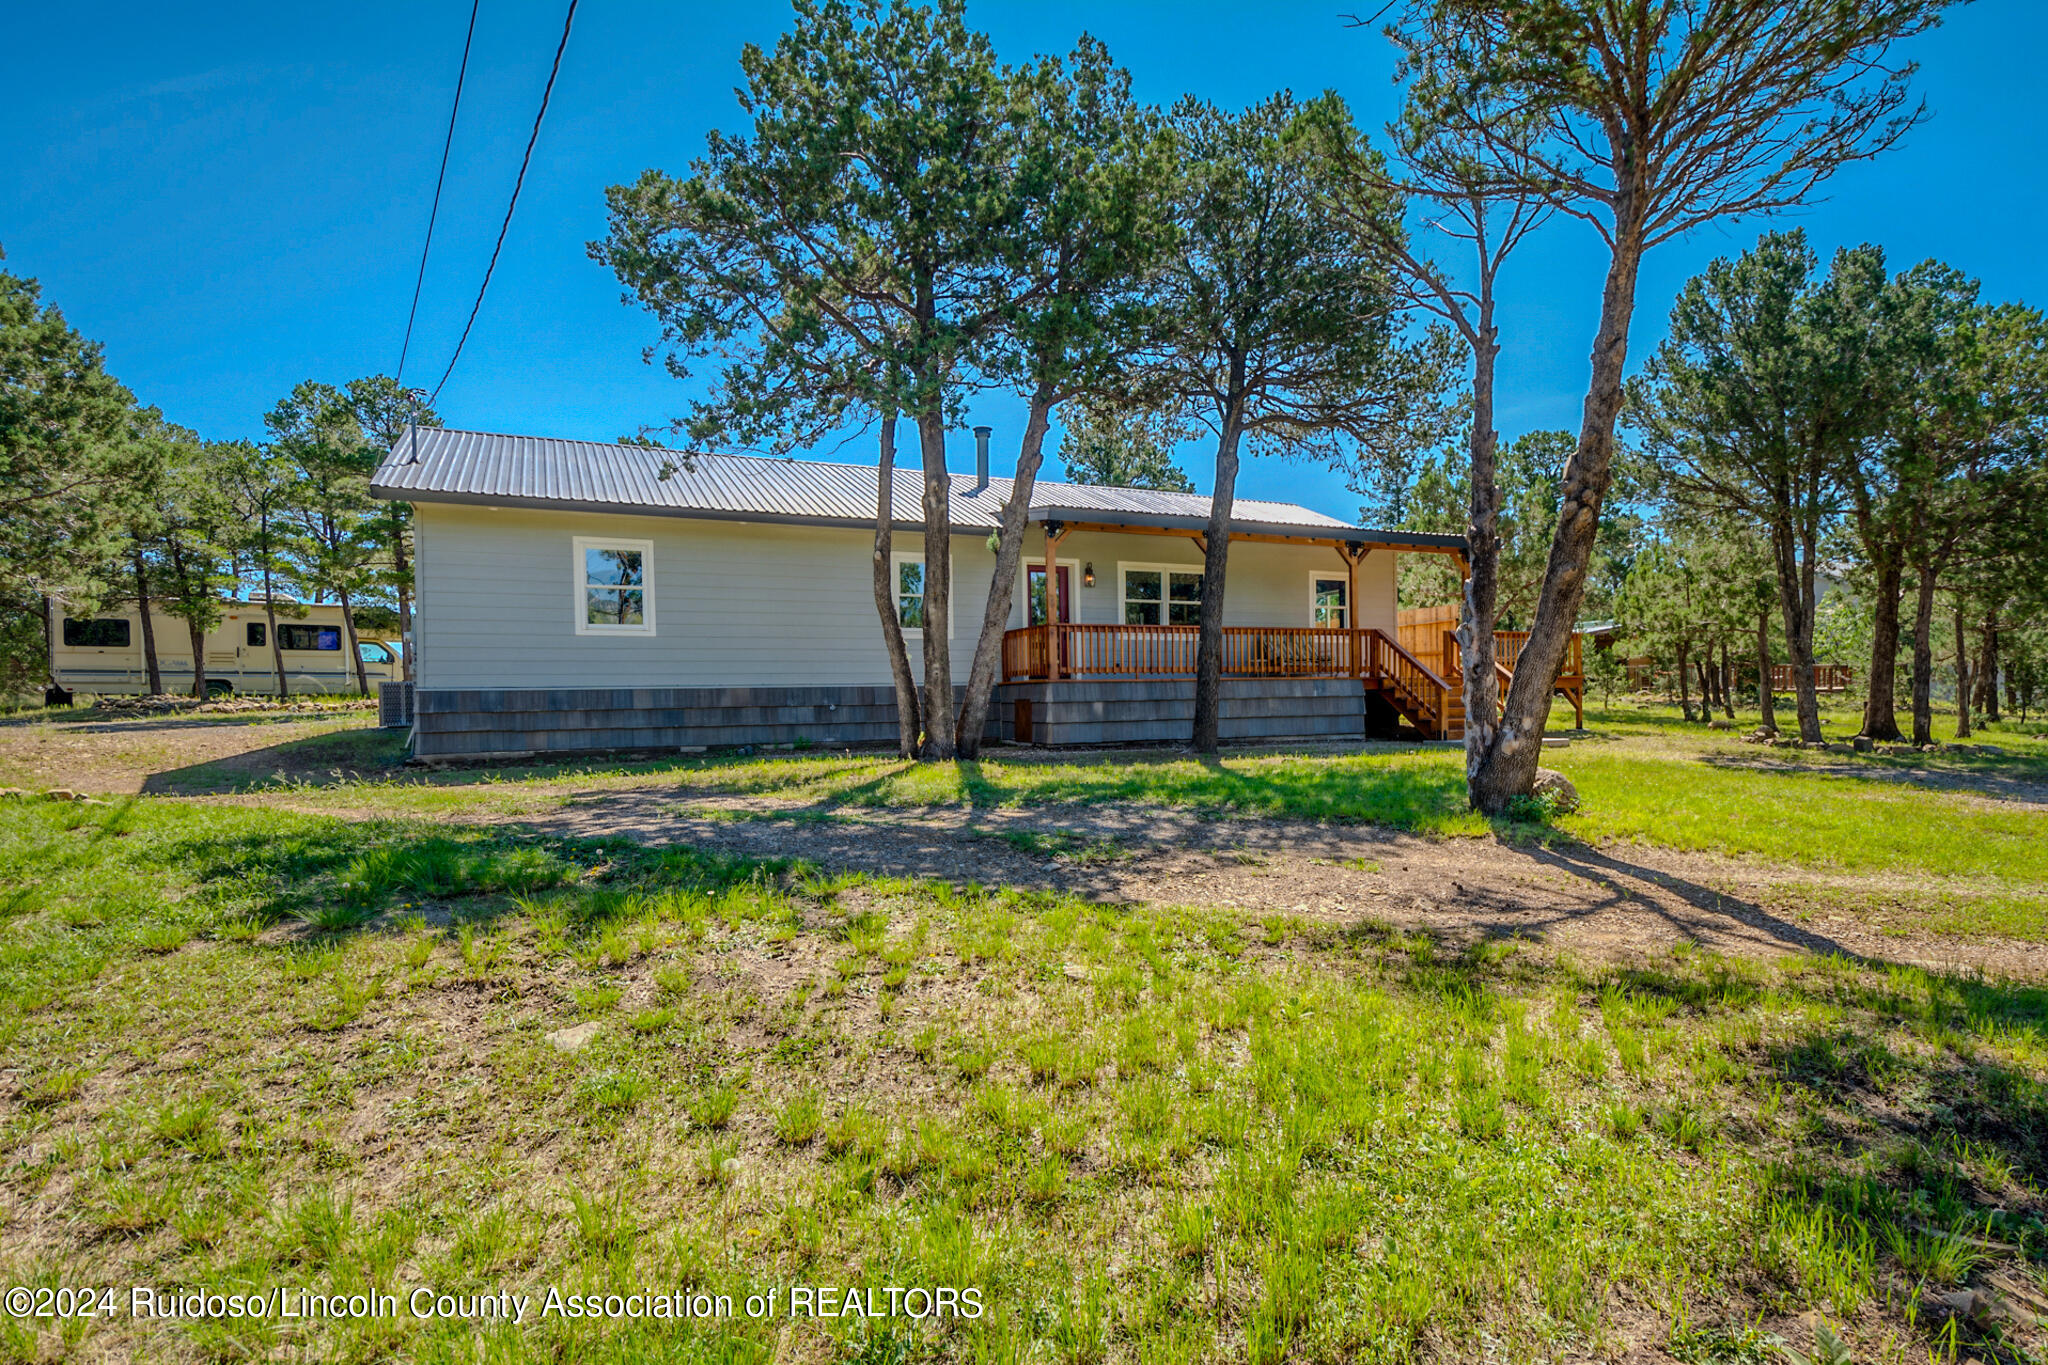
[47,599,401,698]
[371,426,1475,757]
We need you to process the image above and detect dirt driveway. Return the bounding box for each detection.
[0,705,396,794]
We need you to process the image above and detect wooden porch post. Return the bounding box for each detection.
[1045,520,1066,681]
[1343,545,1364,678]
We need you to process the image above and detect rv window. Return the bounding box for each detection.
[62,618,131,648]
[574,537,656,634]
[280,624,341,651]
[358,642,392,664]
[246,622,266,647]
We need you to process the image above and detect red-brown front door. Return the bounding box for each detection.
[1026,565,1072,677]
[1026,565,1072,626]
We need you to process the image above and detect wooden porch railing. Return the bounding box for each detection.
[1001,623,1456,735]
[1771,663,1853,692]
[1378,632,1450,729]
[1490,629,1583,681]
[1002,624,1381,682]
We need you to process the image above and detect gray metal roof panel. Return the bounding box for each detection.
[372,426,1389,538]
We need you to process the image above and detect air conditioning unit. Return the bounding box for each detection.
[378,680,415,729]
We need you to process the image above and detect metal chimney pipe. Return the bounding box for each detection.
[973,425,992,491]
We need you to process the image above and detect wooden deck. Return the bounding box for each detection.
[1771,663,1854,693]
[999,623,1585,740]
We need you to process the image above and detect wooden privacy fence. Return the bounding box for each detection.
[1395,608,1585,684]
[1396,603,1460,678]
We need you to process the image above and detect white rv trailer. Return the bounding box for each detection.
[49,600,402,697]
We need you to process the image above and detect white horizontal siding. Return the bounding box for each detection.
[1011,529,1397,632]
[413,505,1402,691]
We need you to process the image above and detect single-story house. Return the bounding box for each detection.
[370,426,1476,757]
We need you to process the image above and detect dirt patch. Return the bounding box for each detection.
[501,790,2047,980]
[0,710,395,795]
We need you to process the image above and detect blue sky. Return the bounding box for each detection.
[5,1,2043,521]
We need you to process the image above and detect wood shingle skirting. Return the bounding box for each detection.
[410,678,1382,757]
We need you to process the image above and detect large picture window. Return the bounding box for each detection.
[1121,566,1203,626]
[574,537,655,635]
[62,618,131,648]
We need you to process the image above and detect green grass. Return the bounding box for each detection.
[1553,745,2048,880]
[1,797,2044,1362]
[165,703,2043,883]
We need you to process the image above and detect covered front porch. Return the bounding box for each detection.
[993,508,1477,744]
[999,623,1465,741]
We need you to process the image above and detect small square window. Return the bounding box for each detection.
[574,538,656,635]
[246,622,266,647]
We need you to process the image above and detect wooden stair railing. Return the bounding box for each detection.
[1371,629,1455,738]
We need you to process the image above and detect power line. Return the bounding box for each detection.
[396,0,481,386]
[428,0,580,406]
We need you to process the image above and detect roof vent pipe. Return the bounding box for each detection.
[973,425,992,491]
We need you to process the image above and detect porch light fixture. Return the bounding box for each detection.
[1083,563,1095,587]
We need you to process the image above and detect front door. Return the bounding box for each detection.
[1026,565,1072,626]
[1026,564,1072,677]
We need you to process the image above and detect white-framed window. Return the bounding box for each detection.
[1119,563,1204,626]
[1311,573,1349,627]
[574,536,655,635]
[890,551,955,637]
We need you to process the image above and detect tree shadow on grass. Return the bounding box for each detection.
[140,727,413,794]
[1695,749,2048,807]
[1493,834,1870,963]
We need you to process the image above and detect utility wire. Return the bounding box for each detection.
[427,0,580,406]
[396,0,481,385]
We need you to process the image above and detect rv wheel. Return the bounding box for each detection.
[206,679,234,698]
[44,685,74,708]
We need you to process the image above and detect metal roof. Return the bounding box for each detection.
[372,426,1460,549]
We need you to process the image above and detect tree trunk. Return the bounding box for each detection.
[1908,566,1937,746]
[1977,610,2000,722]
[1191,408,1247,754]
[956,387,1055,758]
[1756,610,1776,733]
[338,585,370,697]
[1458,321,1503,792]
[186,617,209,699]
[1697,658,1715,723]
[1769,522,1822,742]
[262,552,287,698]
[1469,215,1644,812]
[1718,640,1735,720]
[1953,599,1971,739]
[1861,556,1905,741]
[1676,639,1692,721]
[392,504,414,683]
[870,416,921,758]
[132,547,162,696]
[914,407,954,761]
